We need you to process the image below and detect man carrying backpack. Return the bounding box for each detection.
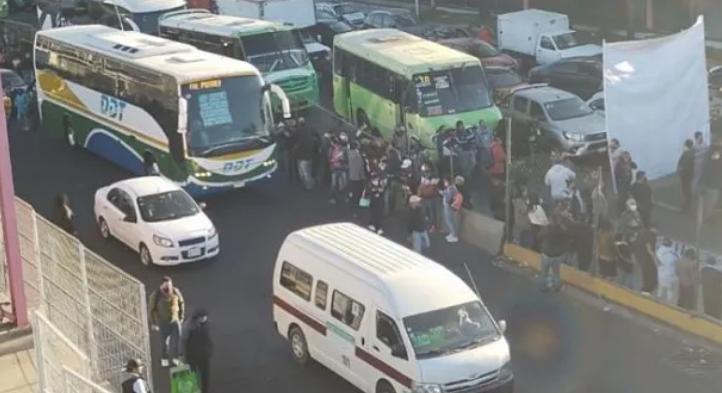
[149,276,185,367]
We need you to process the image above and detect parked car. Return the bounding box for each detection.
[315,2,366,28]
[499,85,607,157]
[484,66,528,104]
[93,177,219,266]
[528,55,602,100]
[308,17,354,48]
[586,91,605,116]
[363,10,424,35]
[439,38,518,70]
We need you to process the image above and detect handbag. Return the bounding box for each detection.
[170,364,200,393]
[358,190,370,208]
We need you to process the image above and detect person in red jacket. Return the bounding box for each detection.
[487,136,506,181]
[478,26,493,44]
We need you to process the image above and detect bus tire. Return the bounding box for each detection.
[376,380,396,393]
[288,325,310,365]
[356,109,369,129]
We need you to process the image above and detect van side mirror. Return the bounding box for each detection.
[498,320,507,334]
[391,344,408,360]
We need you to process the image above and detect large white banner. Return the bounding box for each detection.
[603,16,710,180]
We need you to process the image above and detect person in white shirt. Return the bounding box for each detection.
[545,158,576,203]
[655,238,679,303]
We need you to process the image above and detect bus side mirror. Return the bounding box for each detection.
[178,98,188,133]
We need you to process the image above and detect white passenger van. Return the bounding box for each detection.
[272,223,514,393]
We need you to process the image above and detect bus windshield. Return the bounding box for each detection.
[241,31,309,73]
[132,6,186,34]
[413,65,493,117]
[182,76,272,158]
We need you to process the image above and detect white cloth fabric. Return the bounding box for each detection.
[656,245,680,282]
[603,16,710,180]
[545,164,576,200]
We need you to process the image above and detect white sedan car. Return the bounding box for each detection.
[93,177,219,266]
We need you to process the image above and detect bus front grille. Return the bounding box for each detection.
[277,76,310,93]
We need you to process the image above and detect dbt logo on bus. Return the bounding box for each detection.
[222,159,254,173]
[100,95,127,121]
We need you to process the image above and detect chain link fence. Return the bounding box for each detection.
[1,197,153,392]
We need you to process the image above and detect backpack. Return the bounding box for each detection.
[151,288,180,312]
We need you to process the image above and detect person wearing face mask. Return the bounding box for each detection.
[149,276,185,367]
[182,308,213,393]
[122,359,150,393]
[677,139,695,211]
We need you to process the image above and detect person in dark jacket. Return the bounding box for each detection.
[121,358,150,393]
[51,193,76,236]
[630,170,653,228]
[677,139,695,211]
[540,213,569,292]
[366,173,387,235]
[294,120,316,191]
[407,195,429,254]
[701,256,722,320]
[700,134,722,221]
[614,151,637,214]
[182,308,213,393]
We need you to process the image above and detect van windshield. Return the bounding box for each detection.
[403,301,499,359]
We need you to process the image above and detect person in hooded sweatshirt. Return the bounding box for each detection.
[182,308,213,393]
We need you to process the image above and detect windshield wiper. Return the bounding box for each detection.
[449,335,498,352]
[195,141,249,157]
[416,348,452,358]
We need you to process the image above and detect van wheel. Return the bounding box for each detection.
[289,326,310,365]
[376,380,396,393]
[356,109,369,129]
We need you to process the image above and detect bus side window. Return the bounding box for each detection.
[405,83,418,113]
[333,49,343,76]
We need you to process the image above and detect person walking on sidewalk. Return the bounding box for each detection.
[182,308,213,393]
[149,276,185,367]
[407,195,429,254]
[122,359,151,393]
[677,139,695,211]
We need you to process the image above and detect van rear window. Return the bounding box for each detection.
[280,262,313,301]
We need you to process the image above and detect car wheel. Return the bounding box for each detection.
[139,243,153,266]
[289,326,310,365]
[98,217,111,240]
[376,381,396,393]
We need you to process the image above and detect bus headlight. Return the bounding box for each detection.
[195,171,212,178]
[263,159,276,167]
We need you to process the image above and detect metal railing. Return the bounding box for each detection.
[1,197,153,392]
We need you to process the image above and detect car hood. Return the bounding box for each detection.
[555,114,606,135]
[562,44,603,57]
[148,213,214,240]
[481,55,517,69]
[341,12,365,23]
[418,337,509,384]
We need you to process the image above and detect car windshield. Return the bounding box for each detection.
[413,65,493,117]
[544,97,593,121]
[137,190,199,223]
[553,32,584,50]
[1,71,26,89]
[183,76,273,158]
[476,41,500,57]
[394,13,419,27]
[132,6,185,34]
[403,301,499,359]
[486,69,522,88]
[241,31,309,73]
[336,4,362,15]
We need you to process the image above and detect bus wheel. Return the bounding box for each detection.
[356,110,370,129]
[376,380,396,393]
[288,325,310,365]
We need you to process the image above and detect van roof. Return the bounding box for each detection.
[289,223,478,316]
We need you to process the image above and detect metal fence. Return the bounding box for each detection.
[1,197,153,392]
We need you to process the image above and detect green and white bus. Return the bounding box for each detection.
[158,9,319,112]
[332,28,502,151]
[34,24,290,196]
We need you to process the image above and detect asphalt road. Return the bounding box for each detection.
[7,98,722,393]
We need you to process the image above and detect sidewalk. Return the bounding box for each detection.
[0,339,36,393]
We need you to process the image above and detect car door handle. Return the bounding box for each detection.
[373,345,380,351]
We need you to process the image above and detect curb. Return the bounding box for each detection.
[503,243,722,347]
[0,326,33,357]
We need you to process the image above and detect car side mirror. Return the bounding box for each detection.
[199,202,207,210]
[123,214,136,223]
[391,344,407,359]
[498,320,507,334]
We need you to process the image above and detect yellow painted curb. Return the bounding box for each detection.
[503,243,722,346]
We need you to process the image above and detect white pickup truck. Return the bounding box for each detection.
[497,9,602,66]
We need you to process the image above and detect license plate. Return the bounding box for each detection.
[187,248,201,258]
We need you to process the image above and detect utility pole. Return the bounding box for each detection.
[0,78,28,327]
